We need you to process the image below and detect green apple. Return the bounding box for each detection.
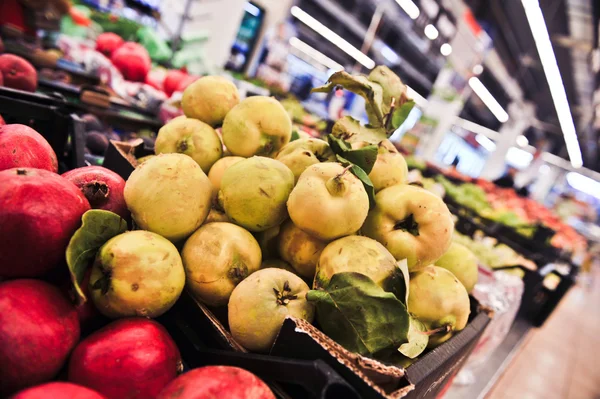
[362,184,454,271]
[435,242,478,292]
[287,162,369,241]
[275,138,335,183]
[222,96,292,157]
[408,265,470,347]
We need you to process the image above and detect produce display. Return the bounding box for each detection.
[0,63,485,397]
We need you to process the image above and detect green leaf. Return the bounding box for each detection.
[396,259,410,305]
[66,210,128,303]
[306,272,410,357]
[343,145,378,174]
[312,72,386,126]
[327,133,377,174]
[398,317,429,359]
[350,164,376,208]
[391,100,416,130]
[333,154,376,208]
[331,117,387,144]
[290,128,301,142]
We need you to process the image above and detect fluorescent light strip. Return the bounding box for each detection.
[244,2,260,17]
[289,37,344,71]
[566,172,600,198]
[468,77,509,123]
[290,6,375,69]
[406,85,427,107]
[522,0,582,168]
[475,134,497,152]
[395,0,420,20]
[424,24,439,40]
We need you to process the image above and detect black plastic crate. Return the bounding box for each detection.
[0,86,86,171]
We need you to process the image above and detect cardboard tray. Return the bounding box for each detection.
[102,140,492,398]
[166,290,490,399]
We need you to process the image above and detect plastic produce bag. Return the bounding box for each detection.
[137,26,172,63]
[452,266,524,386]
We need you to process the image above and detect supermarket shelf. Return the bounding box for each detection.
[442,317,533,399]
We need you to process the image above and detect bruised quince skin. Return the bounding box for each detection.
[222,96,292,158]
[89,230,185,318]
[182,222,261,307]
[275,138,335,183]
[228,268,314,352]
[277,220,327,279]
[408,265,470,347]
[218,157,294,232]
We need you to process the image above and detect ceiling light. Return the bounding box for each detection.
[395,0,420,20]
[424,24,439,40]
[244,2,260,17]
[521,0,582,169]
[289,37,344,71]
[440,43,452,56]
[468,77,509,123]
[475,134,497,152]
[406,85,428,107]
[381,45,400,64]
[472,64,483,75]
[516,135,529,147]
[290,6,375,69]
[566,172,600,198]
[506,147,534,169]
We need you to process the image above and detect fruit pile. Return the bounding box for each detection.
[0,65,482,397]
[0,126,275,398]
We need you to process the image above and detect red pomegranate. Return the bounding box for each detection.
[62,268,105,332]
[163,70,187,97]
[0,114,5,125]
[0,168,90,278]
[68,318,181,399]
[111,42,151,82]
[9,382,106,399]
[0,124,58,172]
[0,54,37,92]
[0,280,80,396]
[62,166,128,220]
[176,75,199,93]
[96,32,124,58]
[145,68,167,91]
[158,366,276,399]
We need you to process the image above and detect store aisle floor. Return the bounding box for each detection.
[486,268,600,399]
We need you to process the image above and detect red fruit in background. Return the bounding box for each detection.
[0,168,90,278]
[0,71,3,86]
[96,32,124,58]
[176,74,199,94]
[0,124,58,172]
[163,69,187,97]
[62,268,105,331]
[111,42,151,82]
[68,318,181,399]
[158,366,276,399]
[0,54,37,92]
[145,68,167,91]
[62,166,128,220]
[10,382,106,399]
[0,114,5,125]
[0,279,80,396]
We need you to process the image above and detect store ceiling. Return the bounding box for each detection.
[291,0,599,170]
